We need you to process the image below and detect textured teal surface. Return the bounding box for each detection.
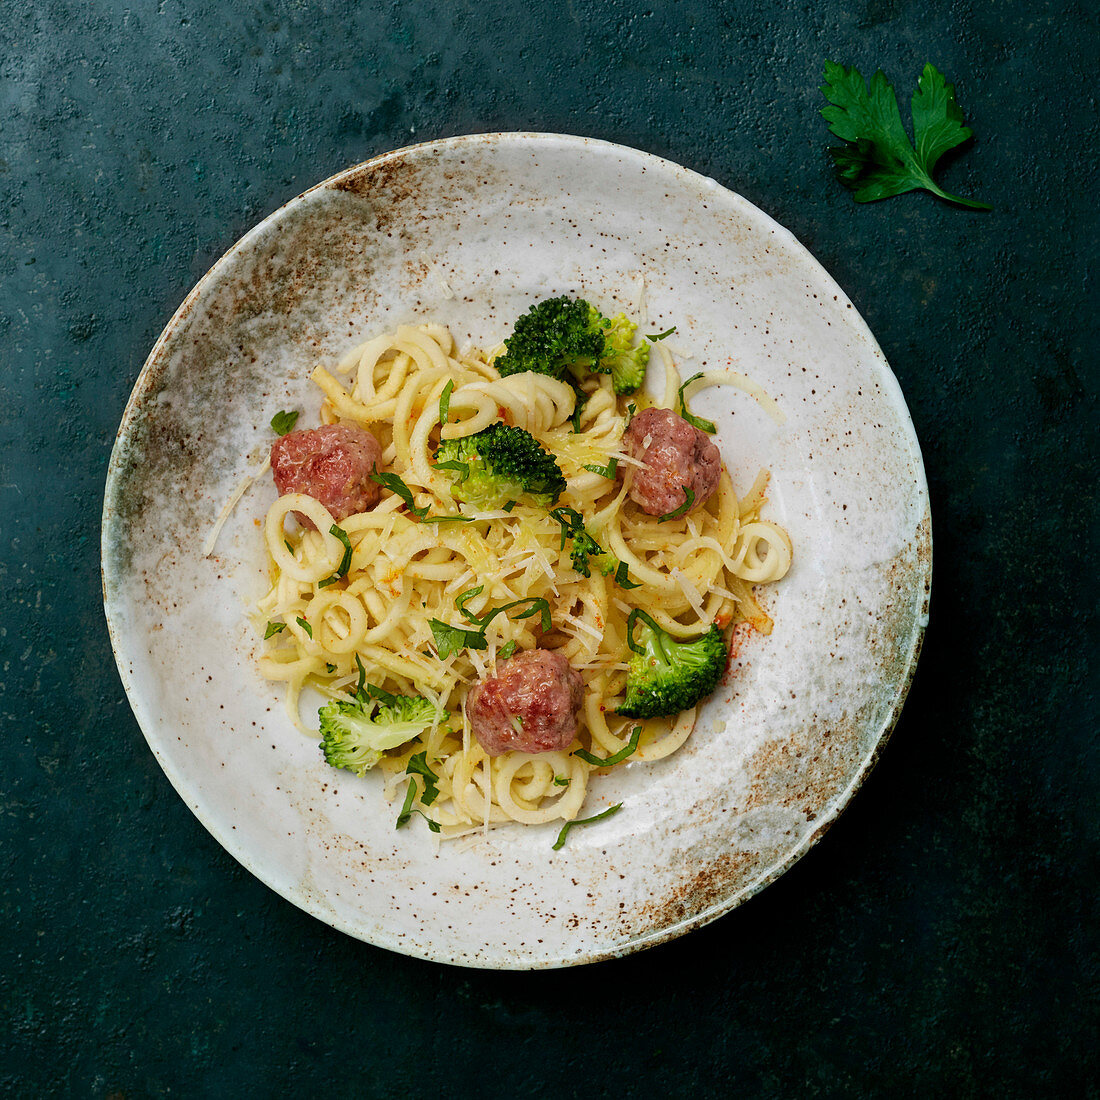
[2,0,1096,1094]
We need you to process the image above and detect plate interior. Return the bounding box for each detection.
[102,133,931,968]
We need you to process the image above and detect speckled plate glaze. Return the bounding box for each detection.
[102,133,931,969]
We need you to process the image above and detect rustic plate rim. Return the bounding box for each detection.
[102,131,932,969]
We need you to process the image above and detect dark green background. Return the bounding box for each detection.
[2,1,1096,1095]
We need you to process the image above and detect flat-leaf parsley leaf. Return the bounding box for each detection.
[317,524,353,587]
[369,467,469,524]
[270,409,300,435]
[429,619,488,659]
[820,61,990,210]
[678,373,717,434]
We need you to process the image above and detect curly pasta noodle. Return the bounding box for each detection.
[256,321,792,838]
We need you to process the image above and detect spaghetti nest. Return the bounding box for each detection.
[256,321,792,838]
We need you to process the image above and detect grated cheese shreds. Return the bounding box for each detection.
[706,582,739,602]
[609,450,648,470]
[203,457,271,558]
[526,540,560,592]
[564,613,604,642]
[446,568,476,595]
[419,250,456,300]
[468,648,487,680]
[671,567,708,622]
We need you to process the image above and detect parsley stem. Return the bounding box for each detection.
[395,778,418,827]
[573,727,642,767]
[925,181,993,211]
[657,487,695,522]
[552,803,623,850]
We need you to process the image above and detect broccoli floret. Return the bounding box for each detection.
[617,609,727,719]
[590,311,650,396]
[434,423,566,509]
[318,690,443,776]
[495,296,605,380]
[495,296,649,395]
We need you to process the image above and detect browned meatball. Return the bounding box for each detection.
[467,649,584,756]
[621,406,721,516]
[270,424,382,526]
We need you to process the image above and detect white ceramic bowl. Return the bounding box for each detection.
[102,133,931,968]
